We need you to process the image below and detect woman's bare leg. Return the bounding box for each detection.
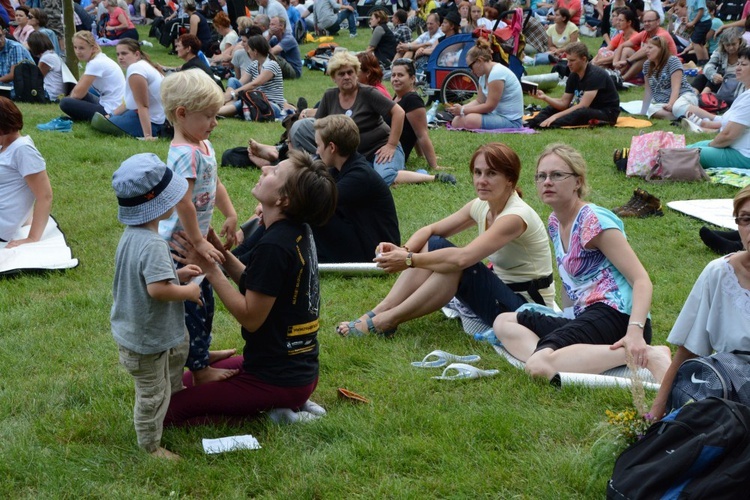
[525,344,672,382]
[493,312,541,361]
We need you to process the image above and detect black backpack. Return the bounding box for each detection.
[13,61,46,103]
[668,351,750,412]
[608,397,750,499]
[237,90,275,122]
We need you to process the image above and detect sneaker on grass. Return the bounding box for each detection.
[37,117,72,132]
[434,172,457,185]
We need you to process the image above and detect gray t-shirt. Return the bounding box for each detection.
[316,84,396,161]
[260,0,293,34]
[111,226,186,354]
[0,136,46,241]
[311,0,339,30]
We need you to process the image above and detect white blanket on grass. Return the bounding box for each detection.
[0,217,78,275]
[667,199,737,230]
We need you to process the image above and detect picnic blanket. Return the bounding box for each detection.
[667,198,737,229]
[520,112,652,128]
[706,167,750,188]
[0,216,79,276]
[446,124,537,134]
[441,298,659,389]
[559,116,653,129]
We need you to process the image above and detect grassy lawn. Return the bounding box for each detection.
[0,27,737,498]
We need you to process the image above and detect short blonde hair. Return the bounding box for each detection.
[160,69,224,123]
[236,15,253,31]
[734,185,750,217]
[327,50,360,76]
[72,31,101,58]
[536,143,590,199]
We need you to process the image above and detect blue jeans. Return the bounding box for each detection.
[109,109,164,138]
[481,112,523,130]
[337,9,358,35]
[372,143,406,186]
[428,235,527,326]
[227,77,242,90]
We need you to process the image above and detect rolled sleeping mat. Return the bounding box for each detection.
[521,73,560,91]
[551,372,660,390]
[319,263,385,275]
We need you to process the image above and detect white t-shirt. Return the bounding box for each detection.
[39,50,65,99]
[667,256,750,356]
[124,60,165,125]
[480,63,523,120]
[414,29,443,46]
[219,29,239,52]
[84,52,125,114]
[719,89,750,158]
[0,136,47,241]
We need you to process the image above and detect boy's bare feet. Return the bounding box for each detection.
[208,348,236,364]
[151,447,181,460]
[192,366,239,386]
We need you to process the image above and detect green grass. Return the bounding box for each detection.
[0,27,737,498]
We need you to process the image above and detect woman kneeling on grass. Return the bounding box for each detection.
[493,144,672,382]
[165,150,337,426]
[337,142,556,337]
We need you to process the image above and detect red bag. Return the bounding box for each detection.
[698,93,728,114]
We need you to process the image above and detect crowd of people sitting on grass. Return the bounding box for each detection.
[3,0,750,460]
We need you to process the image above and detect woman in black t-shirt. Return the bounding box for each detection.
[367,9,398,68]
[390,58,443,170]
[165,151,337,427]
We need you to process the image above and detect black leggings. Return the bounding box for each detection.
[59,93,106,122]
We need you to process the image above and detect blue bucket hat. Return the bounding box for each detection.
[112,153,188,225]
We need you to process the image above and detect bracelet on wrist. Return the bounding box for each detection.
[628,321,645,329]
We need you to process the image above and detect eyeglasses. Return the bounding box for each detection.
[736,216,750,227]
[467,59,478,70]
[534,171,578,183]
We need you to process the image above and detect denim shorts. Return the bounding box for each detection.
[481,112,523,130]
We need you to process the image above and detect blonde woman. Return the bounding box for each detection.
[59,31,126,121]
[494,144,671,382]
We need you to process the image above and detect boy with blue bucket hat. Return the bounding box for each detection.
[111,153,203,459]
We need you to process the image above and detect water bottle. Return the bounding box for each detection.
[426,100,439,124]
[242,102,252,121]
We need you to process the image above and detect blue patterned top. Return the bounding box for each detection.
[549,204,633,317]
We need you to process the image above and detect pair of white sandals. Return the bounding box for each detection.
[411,350,499,380]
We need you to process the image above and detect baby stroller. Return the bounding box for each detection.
[421,8,526,105]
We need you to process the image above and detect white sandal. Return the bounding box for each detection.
[432,363,499,380]
[411,350,481,368]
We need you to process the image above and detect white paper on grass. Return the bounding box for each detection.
[202,435,261,454]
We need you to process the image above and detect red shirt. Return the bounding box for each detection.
[628,27,678,55]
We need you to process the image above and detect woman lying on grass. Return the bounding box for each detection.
[493,144,672,382]
[337,142,556,337]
